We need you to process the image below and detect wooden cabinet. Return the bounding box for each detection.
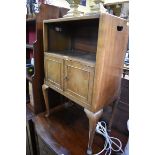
[42,13,128,154]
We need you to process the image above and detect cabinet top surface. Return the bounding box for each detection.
[44,14,100,23]
[43,13,127,24]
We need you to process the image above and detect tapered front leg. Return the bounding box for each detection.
[84,108,103,155]
[42,84,50,117]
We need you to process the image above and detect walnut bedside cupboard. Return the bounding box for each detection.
[42,13,128,154]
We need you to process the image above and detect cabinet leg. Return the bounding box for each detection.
[108,98,119,132]
[42,84,50,117]
[84,108,103,155]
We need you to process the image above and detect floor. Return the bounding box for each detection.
[31,104,128,155]
[26,77,129,155]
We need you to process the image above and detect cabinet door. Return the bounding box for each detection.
[44,54,63,91]
[64,60,94,106]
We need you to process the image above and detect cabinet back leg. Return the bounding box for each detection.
[42,84,50,117]
[84,108,103,155]
[108,98,119,132]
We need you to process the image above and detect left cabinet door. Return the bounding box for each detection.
[44,53,63,91]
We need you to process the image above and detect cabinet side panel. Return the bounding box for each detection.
[92,14,129,112]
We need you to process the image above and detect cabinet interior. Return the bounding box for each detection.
[44,18,99,65]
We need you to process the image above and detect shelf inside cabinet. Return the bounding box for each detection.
[45,50,96,67]
[26,43,34,49]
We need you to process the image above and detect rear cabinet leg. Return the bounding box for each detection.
[108,99,119,132]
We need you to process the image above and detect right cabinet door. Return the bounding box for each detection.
[64,60,94,106]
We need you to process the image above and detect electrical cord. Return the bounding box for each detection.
[93,121,124,155]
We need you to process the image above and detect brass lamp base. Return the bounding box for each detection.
[86,0,108,16]
[63,3,83,18]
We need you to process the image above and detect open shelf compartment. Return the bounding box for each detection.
[43,16,100,65]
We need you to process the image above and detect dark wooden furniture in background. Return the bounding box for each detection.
[26,106,38,155]
[42,13,128,154]
[26,4,68,114]
[26,4,68,155]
